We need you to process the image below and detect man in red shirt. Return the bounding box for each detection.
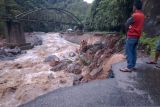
[120,0,145,72]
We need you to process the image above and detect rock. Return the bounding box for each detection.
[44,55,61,67]
[59,79,67,84]
[90,67,103,78]
[73,75,83,85]
[69,52,76,57]
[49,61,61,67]
[79,40,88,53]
[107,70,115,78]
[85,50,94,62]
[4,47,21,55]
[78,54,91,66]
[73,75,83,81]
[66,63,82,74]
[33,36,42,46]
[50,61,68,72]
[0,48,5,55]
[0,55,5,59]
[26,35,43,46]
[87,42,104,53]
[21,50,27,54]
[81,66,90,77]
[0,47,22,61]
[19,43,34,50]
[44,55,60,63]
[81,74,92,83]
[5,52,14,57]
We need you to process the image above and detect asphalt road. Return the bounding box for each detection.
[20,59,160,107]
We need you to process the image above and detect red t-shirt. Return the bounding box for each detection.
[127,10,145,38]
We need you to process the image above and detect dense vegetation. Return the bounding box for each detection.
[140,34,160,56]
[0,0,135,34]
[85,0,133,31]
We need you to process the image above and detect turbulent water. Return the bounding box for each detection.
[0,33,79,107]
[0,32,126,107]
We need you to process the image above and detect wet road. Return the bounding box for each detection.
[20,59,160,107]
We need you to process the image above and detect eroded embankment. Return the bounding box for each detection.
[61,33,125,83]
[0,32,124,107]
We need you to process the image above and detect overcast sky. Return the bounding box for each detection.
[84,0,94,3]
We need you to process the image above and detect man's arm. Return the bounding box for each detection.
[125,17,134,32]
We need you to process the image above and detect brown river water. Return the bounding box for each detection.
[0,32,124,107]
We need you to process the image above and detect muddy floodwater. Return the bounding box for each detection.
[0,32,79,107]
[0,32,126,107]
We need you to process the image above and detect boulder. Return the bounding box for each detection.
[49,61,61,67]
[44,55,60,63]
[25,35,42,46]
[66,63,82,74]
[69,52,76,57]
[33,36,42,46]
[73,75,83,85]
[44,55,61,67]
[50,61,68,72]
[90,67,103,78]
[79,40,88,53]
[81,66,90,77]
[4,47,21,55]
[0,47,22,61]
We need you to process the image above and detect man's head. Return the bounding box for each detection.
[133,0,143,11]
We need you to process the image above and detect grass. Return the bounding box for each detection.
[119,32,160,57]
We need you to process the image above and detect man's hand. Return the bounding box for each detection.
[125,17,134,32]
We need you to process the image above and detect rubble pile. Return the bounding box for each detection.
[75,34,125,83]
[49,34,125,84]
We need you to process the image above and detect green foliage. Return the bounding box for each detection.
[0,0,90,33]
[85,0,133,31]
[140,33,160,56]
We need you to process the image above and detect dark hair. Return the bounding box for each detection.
[134,0,143,10]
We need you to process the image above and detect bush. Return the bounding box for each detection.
[140,33,160,56]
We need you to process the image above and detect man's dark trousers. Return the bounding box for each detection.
[126,38,139,69]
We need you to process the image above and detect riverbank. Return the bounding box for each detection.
[0,32,147,107]
[20,58,160,107]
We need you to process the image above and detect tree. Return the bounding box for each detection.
[0,0,90,33]
[85,0,133,31]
